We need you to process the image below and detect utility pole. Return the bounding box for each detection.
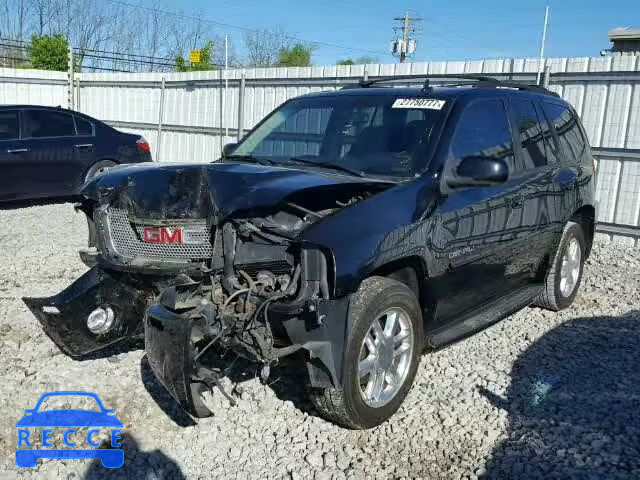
[391,11,422,62]
[536,6,550,85]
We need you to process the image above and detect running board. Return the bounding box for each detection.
[427,284,543,349]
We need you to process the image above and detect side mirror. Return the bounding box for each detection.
[222,143,237,157]
[446,156,509,188]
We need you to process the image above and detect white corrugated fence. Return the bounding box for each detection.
[0,55,639,245]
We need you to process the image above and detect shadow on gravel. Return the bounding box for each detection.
[139,357,196,427]
[78,338,144,361]
[139,349,316,428]
[84,433,185,479]
[205,350,316,415]
[480,310,640,479]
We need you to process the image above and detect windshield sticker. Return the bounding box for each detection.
[392,98,445,110]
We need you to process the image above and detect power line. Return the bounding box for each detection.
[103,0,393,58]
[0,37,195,71]
[422,17,513,59]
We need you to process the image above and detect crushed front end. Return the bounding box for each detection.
[24,162,388,417]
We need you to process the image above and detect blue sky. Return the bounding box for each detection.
[180,0,639,65]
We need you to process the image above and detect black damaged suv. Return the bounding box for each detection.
[24,76,595,429]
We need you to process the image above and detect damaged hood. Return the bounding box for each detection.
[80,162,392,220]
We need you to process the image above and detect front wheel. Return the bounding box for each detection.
[309,276,423,429]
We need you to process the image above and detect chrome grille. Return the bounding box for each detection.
[106,207,213,261]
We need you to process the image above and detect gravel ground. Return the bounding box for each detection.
[0,203,639,480]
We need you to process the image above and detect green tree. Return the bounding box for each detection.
[175,41,217,72]
[277,44,312,67]
[28,34,68,71]
[337,56,378,66]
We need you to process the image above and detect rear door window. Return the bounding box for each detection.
[510,99,547,170]
[26,109,76,138]
[541,102,588,165]
[450,99,515,167]
[0,111,20,141]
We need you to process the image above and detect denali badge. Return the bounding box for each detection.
[143,227,183,245]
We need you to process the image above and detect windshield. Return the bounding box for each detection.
[230,94,445,179]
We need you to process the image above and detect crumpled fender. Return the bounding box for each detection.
[22,266,152,357]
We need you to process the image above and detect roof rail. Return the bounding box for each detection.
[348,74,559,97]
[357,74,498,88]
[468,80,560,97]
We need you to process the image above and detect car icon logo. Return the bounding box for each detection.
[15,391,124,468]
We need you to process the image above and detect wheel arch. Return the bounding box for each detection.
[571,204,596,258]
[369,256,428,307]
[82,158,119,183]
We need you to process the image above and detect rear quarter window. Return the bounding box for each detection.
[75,116,94,136]
[541,102,589,165]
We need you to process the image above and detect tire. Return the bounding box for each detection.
[309,276,423,429]
[534,221,586,311]
[84,159,116,183]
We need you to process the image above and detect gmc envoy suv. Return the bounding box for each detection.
[24,76,595,429]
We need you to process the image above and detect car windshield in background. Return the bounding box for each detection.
[230,95,445,179]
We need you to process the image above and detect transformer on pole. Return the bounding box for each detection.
[391,11,421,63]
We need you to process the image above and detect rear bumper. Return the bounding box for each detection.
[22,266,152,357]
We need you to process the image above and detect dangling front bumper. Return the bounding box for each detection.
[22,266,153,357]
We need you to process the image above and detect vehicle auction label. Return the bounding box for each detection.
[392,98,446,110]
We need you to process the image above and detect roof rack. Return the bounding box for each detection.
[466,79,559,97]
[348,74,558,97]
[356,74,497,89]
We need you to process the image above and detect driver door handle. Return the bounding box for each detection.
[6,148,28,153]
[75,143,93,149]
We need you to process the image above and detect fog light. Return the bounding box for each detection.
[87,307,115,334]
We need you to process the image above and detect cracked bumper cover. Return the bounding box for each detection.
[22,266,152,357]
[144,295,351,417]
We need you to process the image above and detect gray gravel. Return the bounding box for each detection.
[0,203,639,479]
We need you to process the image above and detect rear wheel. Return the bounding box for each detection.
[309,276,423,429]
[534,221,586,311]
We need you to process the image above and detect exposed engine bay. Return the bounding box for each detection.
[23,162,391,417]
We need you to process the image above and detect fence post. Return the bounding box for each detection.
[156,77,166,163]
[237,73,246,142]
[542,65,551,88]
[67,46,74,110]
[75,78,81,111]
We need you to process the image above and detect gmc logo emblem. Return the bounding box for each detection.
[143,227,183,244]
